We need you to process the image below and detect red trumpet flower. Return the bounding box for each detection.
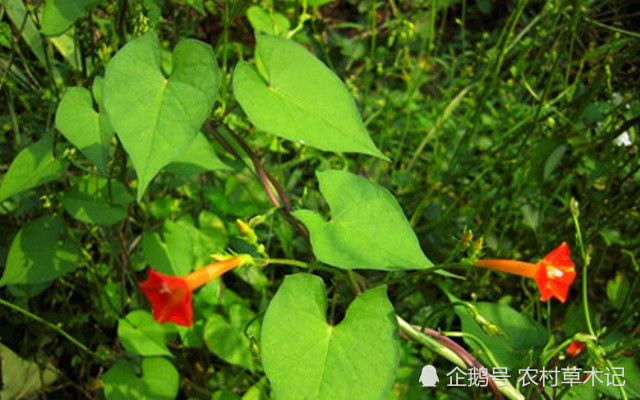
[566,341,586,357]
[139,255,252,327]
[474,242,576,302]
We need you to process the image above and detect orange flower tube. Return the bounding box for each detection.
[474,242,576,302]
[139,255,252,327]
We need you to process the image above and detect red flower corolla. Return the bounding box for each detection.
[474,242,576,302]
[566,341,586,357]
[139,255,251,327]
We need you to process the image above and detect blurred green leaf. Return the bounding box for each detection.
[142,212,228,276]
[261,274,399,400]
[102,357,178,400]
[117,310,172,357]
[307,0,334,5]
[597,358,640,399]
[0,215,79,286]
[563,302,599,337]
[476,0,491,14]
[294,170,433,270]
[2,0,46,63]
[455,301,548,370]
[246,6,290,36]
[606,272,630,310]
[40,0,100,36]
[0,133,67,203]
[204,304,258,370]
[0,343,60,400]
[543,144,566,181]
[142,230,174,274]
[61,176,133,225]
[213,390,242,400]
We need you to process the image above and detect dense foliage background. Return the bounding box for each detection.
[1,0,639,399]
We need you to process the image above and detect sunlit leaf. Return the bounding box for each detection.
[55,79,114,172]
[104,32,220,199]
[233,35,386,159]
[262,274,399,400]
[294,170,433,270]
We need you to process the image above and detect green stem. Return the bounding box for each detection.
[442,331,501,368]
[397,316,524,400]
[0,298,95,358]
[259,258,309,269]
[605,359,629,400]
[346,270,362,295]
[541,338,573,365]
[571,204,596,337]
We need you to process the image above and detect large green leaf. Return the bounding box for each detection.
[117,310,172,357]
[0,343,60,400]
[261,274,399,400]
[293,170,433,270]
[233,35,386,159]
[0,215,79,286]
[0,133,67,203]
[104,32,220,199]
[40,0,99,36]
[55,79,114,172]
[102,357,178,400]
[204,304,258,370]
[61,176,133,225]
[454,301,548,370]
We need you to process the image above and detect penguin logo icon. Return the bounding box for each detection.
[419,365,439,387]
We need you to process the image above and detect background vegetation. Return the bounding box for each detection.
[1,0,639,399]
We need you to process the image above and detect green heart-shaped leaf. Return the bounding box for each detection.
[117,310,172,357]
[261,274,399,400]
[233,35,386,159]
[293,170,433,270]
[0,133,67,203]
[0,215,79,286]
[55,79,114,172]
[204,304,259,370]
[103,357,178,400]
[104,32,220,199]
